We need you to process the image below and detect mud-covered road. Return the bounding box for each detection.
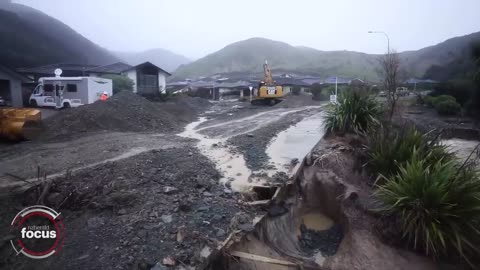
[0,95,325,270]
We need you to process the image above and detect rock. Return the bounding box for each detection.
[215,228,226,238]
[164,186,178,194]
[162,256,176,266]
[188,152,193,156]
[212,143,218,147]
[247,134,254,137]
[212,214,223,222]
[197,206,210,212]
[177,226,186,243]
[223,188,232,194]
[203,191,213,197]
[161,215,173,223]
[200,246,212,258]
[236,173,242,176]
[117,209,127,215]
[227,165,232,168]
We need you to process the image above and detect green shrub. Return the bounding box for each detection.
[368,128,454,178]
[434,99,461,115]
[375,150,480,264]
[424,95,436,107]
[323,91,381,135]
[432,95,456,106]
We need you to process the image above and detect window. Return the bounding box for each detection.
[66,84,77,92]
[44,84,54,92]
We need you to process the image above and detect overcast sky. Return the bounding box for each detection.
[14,0,480,59]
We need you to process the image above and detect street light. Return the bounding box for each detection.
[368,30,390,54]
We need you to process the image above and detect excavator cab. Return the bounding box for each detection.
[251,60,283,105]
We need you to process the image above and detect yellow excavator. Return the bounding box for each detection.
[0,108,42,141]
[251,60,283,105]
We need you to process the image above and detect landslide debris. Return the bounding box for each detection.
[40,91,210,140]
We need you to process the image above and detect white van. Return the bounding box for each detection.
[29,77,113,109]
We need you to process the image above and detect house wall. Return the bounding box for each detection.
[158,72,167,93]
[283,86,293,95]
[124,70,137,93]
[0,69,23,107]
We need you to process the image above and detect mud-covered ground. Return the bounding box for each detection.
[0,94,323,270]
[0,148,258,270]
[227,108,321,171]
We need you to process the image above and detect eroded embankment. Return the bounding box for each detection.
[208,135,442,270]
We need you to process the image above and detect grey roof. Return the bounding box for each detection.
[87,62,132,74]
[404,78,438,84]
[0,64,33,82]
[122,61,171,76]
[17,63,99,75]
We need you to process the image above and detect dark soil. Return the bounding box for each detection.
[0,147,257,270]
[298,223,343,257]
[39,91,210,141]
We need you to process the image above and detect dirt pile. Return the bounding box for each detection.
[41,91,210,140]
[0,147,258,270]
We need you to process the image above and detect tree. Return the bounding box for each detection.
[102,74,134,94]
[379,50,401,121]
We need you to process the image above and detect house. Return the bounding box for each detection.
[0,65,32,107]
[275,77,311,95]
[17,62,133,80]
[122,62,171,95]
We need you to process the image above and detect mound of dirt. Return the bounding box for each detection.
[40,91,210,140]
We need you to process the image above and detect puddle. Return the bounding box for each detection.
[443,138,479,161]
[266,112,325,173]
[178,117,256,192]
[301,212,334,232]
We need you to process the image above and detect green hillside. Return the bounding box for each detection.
[173,33,480,81]
[172,38,379,80]
[114,48,191,72]
[0,1,118,69]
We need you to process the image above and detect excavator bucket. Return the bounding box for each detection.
[0,108,42,141]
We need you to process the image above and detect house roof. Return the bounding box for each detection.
[122,61,171,76]
[17,63,99,75]
[0,64,33,82]
[274,77,310,87]
[87,62,132,74]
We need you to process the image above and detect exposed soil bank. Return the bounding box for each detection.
[211,136,457,270]
[0,147,260,270]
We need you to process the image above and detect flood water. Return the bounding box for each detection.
[266,112,325,173]
[443,138,479,161]
[178,108,325,192]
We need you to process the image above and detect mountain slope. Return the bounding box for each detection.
[173,38,379,80]
[173,33,480,81]
[114,49,191,72]
[0,1,118,69]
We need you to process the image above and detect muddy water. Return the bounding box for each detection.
[266,112,325,173]
[443,138,479,161]
[179,117,257,192]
